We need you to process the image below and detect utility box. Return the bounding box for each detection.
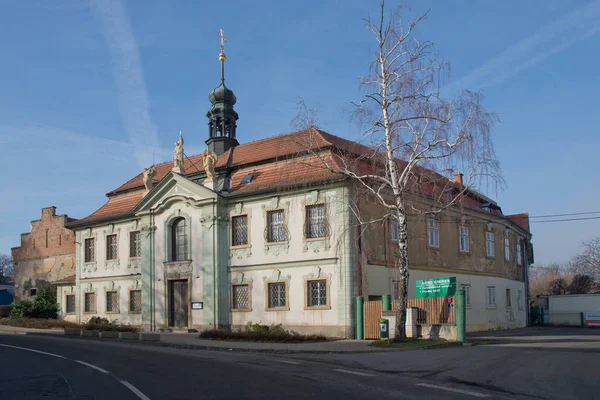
[379,318,389,340]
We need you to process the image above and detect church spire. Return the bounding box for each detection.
[206,28,239,156]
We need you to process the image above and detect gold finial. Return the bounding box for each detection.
[218,28,226,61]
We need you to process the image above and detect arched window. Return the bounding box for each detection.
[171,218,188,261]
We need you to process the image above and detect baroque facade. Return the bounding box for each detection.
[56,45,532,335]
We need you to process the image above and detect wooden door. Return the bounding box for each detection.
[169,280,189,328]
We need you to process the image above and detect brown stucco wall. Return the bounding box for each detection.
[11,206,76,301]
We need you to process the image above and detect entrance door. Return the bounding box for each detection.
[168,280,189,328]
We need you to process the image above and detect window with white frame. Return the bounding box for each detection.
[84,292,96,313]
[459,226,469,252]
[129,290,142,313]
[307,279,328,307]
[266,210,286,243]
[461,284,471,306]
[106,291,119,313]
[267,282,287,309]
[486,231,495,257]
[130,231,141,258]
[504,236,510,261]
[427,218,439,248]
[517,242,522,266]
[66,294,76,314]
[84,238,95,263]
[106,234,118,260]
[518,290,524,310]
[487,286,496,307]
[390,212,400,241]
[232,284,250,310]
[305,204,327,239]
[231,215,248,246]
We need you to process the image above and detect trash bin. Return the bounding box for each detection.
[379,318,389,340]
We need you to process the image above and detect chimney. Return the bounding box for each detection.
[454,172,463,185]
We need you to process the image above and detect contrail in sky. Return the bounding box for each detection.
[447,0,600,92]
[89,0,161,169]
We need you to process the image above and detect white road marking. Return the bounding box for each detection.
[333,369,375,377]
[0,343,66,359]
[273,359,301,365]
[121,380,152,400]
[76,360,110,374]
[416,383,490,398]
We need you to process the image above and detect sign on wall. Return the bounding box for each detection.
[585,311,600,327]
[416,277,456,298]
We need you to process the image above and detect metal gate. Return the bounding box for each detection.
[364,300,383,339]
[169,280,189,328]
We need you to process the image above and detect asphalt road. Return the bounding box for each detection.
[0,334,512,400]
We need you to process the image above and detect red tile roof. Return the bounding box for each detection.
[506,213,530,232]
[74,191,145,225]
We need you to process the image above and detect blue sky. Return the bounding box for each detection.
[1,0,599,265]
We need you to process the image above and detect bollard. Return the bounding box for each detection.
[356,296,364,340]
[382,294,392,311]
[456,289,466,343]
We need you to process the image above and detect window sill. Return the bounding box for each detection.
[105,311,120,314]
[164,260,193,266]
[230,244,251,250]
[428,245,440,250]
[304,305,331,311]
[459,251,470,255]
[83,311,97,314]
[84,261,96,265]
[265,307,290,312]
[303,236,328,242]
[265,241,288,246]
[65,312,76,315]
[485,255,495,259]
[231,308,252,313]
[106,258,119,262]
[129,256,141,260]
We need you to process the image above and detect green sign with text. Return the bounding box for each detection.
[416,277,456,298]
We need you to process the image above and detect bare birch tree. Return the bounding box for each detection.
[294,1,502,338]
[570,237,600,280]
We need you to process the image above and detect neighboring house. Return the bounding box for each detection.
[11,207,77,301]
[58,52,532,336]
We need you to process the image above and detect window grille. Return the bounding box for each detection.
[84,238,95,263]
[106,291,119,312]
[66,295,75,313]
[106,234,118,260]
[232,284,249,310]
[305,205,326,238]
[268,282,286,308]
[84,292,96,313]
[307,279,327,307]
[129,290,142,313]
[267,210,286,243]
[130,231,141,258]
[231,216,248,246]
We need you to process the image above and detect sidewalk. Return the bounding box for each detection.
[159,333,388,353]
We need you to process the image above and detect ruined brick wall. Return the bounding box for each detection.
[11,207,76,301]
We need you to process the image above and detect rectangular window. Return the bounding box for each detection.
[459,226,469,252]
[267,282,287,309]
[106,291,119,313]
[518,290,524,310]
[461,284,471,306]
[506,288,512,308]
[390,212,400,241]
[130,231,141,258]
[231,215,248,247]
[427,218,439,248]
[487,286,496,307]
[267,210,286,243]
[504,237,510,261]
[305,204,326,239]
[307,279,328,307]
[84,292,96,313]
[84,238,95,263]
[106,234,118,260]
[30,288,37,297]
[129,290,142,313]
[66,294,75,314]
[392,280,401,300]
[232,284,250,310]
[486,232,495,257]
[517,242,522,266]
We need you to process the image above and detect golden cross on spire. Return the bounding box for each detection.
[218,28,226,55]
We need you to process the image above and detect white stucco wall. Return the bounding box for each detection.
[364,264,527,332]
[549,294,600,312]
